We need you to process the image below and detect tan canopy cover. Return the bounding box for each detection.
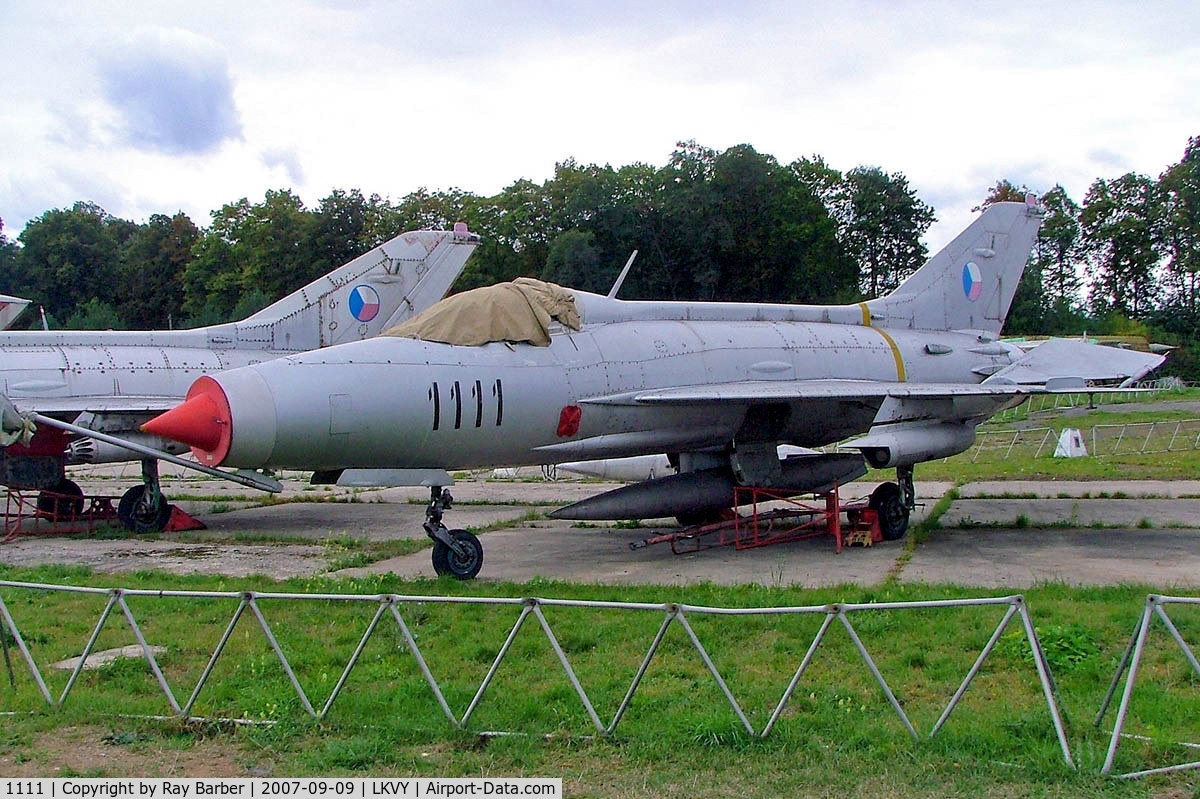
[383,278,581,347]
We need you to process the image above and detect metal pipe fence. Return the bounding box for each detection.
[1095,594,1200,779]
[991,380,1193,423]
[958,419,1200,462]
[0,580,1072,767]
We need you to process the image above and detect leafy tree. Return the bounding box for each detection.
[791,155,846,215]
[1082,173,1164,317]
[15,202,135,321]
[455,179,551,291]
[234,189,315,298]
[636,141,724,299]
[229,288,274,320]
[391,187,477,233]
[841,166,934,297]
[543,229,603,291]
[63,297,122,329]
[0,217,21,314]
[1158,135,1200,318]
[1041,185,1089,326]
[183,190,317,319]
[543,159,651,292]
[307,189,375,283]
[182,211,243,321]
[118,212,198,328]
[974,179,1030,210]
[709,144,851,302]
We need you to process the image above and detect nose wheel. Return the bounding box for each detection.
[117,485,171,533]
[432,528,484,579]
[116,459,171,534]
[424,487,483,579]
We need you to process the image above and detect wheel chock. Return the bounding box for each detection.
[164,505,206,532]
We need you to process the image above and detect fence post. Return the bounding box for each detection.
[1102,598,1155,774]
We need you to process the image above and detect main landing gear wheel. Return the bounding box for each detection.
[117,484,171,534]
[37,478,84,519]
[431,529,484,580]
[869,482,910,541]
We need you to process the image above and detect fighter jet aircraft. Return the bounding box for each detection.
[0,225,479,531]
[141,198,1163,577]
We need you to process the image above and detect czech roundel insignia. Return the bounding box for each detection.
[961,262,983,302]
[348,285,381,322]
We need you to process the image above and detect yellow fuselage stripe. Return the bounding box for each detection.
[857,302,871,326]
[869,325,907,382]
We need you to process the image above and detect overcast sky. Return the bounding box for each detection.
[2,0,1198,252]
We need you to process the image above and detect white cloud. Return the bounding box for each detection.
[261,147,305,186]
[99,27,242,155]
[0,0,1197,256]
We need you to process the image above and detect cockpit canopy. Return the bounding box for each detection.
[383,278,581,347]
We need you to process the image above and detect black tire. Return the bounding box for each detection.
[869,482,910,541]
[37,479,84,519]
[117,485,171,533]
[431,529,483,580]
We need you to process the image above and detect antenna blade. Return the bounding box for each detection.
[607,250,639,299]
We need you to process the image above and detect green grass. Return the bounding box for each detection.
[0,565,1197,795]
[322,538,432,572]
[991,387,1200,424]
[879,392,1200,483]
[913,447,1200,482]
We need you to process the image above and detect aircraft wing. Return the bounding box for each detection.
[8,396,181,415]
[619,379,1030,405]
[572,379,1037,451]
[578,373,1150,452]
[984,338,1165,386]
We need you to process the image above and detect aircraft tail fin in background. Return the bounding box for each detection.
[0,295,31,330]
[864,198,1044,336]
[234,225,480,351]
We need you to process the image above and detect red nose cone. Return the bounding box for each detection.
[141,376,233,466]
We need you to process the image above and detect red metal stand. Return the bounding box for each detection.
[1,487,205,542]
[2,486,119,542]
[634,483,883,555]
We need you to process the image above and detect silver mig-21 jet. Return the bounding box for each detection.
[141,198,1163,577]
[0,225,479,531]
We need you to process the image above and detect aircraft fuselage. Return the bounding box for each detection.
[2,334,301,420]
[212,318,1019,471]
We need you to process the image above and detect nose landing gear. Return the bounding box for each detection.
[424,486,483,579]
[116,459,172,533]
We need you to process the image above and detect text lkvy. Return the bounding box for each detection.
[1,780,562,799]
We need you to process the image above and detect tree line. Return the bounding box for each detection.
[0,142,933,329]
[1,137,1198,374]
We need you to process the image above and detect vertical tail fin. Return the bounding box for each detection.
[864,199,1044,335]
[0,295,31,330]
[235,225,480,351]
